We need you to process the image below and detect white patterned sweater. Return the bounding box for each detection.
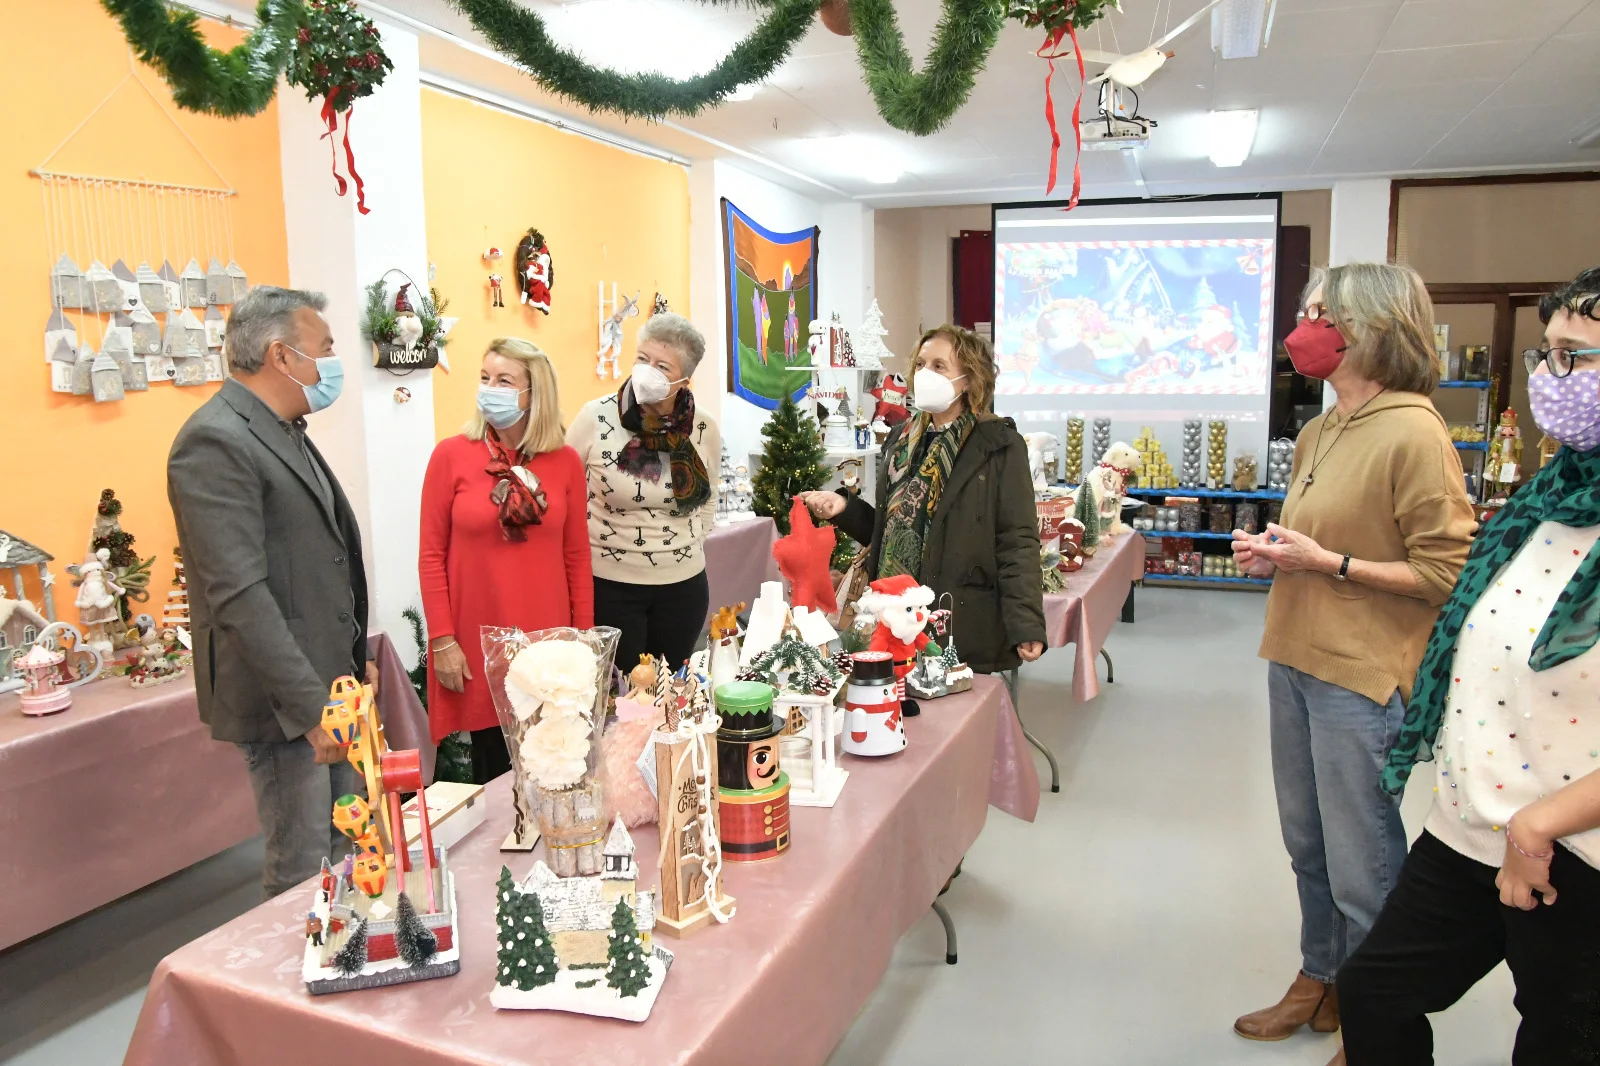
[1425,520,1600,870]
[566,393,720,586]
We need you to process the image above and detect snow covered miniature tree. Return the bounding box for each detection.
[331,917,369,975]
[606,897,648,998]
[1073,484,1100,552]
[738,634,843,695]
[854,300,890,370]
[496,867,555,990]
[394,892,439,967]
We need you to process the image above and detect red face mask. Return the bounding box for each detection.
[1284,319,1347,379]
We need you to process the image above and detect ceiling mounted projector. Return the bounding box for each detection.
[1082,83,1155,151]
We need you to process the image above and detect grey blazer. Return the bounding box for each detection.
[168,379,369,743]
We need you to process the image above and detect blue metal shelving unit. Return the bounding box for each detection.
[1141,530,1236,540]
[1142,573,1274,589]
[1436,380,1493,389]
[1123,486,1288,501]
[1454,440,1489,451]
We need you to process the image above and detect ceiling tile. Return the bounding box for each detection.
[1359,40,1535,86]
[1380,0,1591,50]
[1265,5,1397,55]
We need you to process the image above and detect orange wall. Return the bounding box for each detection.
[420,89,691,439]
[0,0,289,610]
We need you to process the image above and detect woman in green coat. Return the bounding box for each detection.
[800,325,1047,675]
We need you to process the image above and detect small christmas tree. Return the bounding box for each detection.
[160,547,189,630]
[331,917,369,975]
[854,299,890,370]
[940,638,964,669]
[738,633,843,695]
[393,891,439,967]
[496,867,556,989]
[89,488,154,633]
[1073,486,1100,552]
[605,896,649,998]
[751,394,831,535]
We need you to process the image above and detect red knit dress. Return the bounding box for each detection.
[418,434,594,740]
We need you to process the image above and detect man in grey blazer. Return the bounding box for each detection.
[168,286,377,899]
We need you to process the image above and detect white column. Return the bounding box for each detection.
[277,22,434,658]
[1329,179,1392,267]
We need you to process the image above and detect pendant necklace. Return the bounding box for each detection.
[1302,389,1385,488]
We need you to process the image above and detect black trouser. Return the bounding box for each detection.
[593,570,710,674]
[1338,829,1600,1065]
[468,726,512,785]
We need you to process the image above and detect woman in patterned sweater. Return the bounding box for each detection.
[567,313,720,671]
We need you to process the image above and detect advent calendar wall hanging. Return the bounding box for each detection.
[32,62,251,402]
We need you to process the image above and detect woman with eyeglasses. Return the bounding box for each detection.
[1337,267,1600,1065]
[1229,264,1476,1064]
[418,338,593,783]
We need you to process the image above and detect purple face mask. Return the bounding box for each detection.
[1528,368,1600,452]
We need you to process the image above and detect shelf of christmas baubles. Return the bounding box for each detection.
[1143,572,1275,588]
[1121,485,1289,501]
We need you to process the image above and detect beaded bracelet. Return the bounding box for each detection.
[1506,819,1555,862]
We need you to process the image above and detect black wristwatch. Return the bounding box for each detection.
[1336,554,1351,582]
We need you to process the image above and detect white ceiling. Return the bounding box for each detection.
[218,0,1600,205]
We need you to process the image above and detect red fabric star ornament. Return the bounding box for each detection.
[773,496,838,614]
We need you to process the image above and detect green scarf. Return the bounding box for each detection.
[1382,445,1600,794]
[878,412,976,580]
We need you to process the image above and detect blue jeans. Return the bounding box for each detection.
[1268,662,1408,982]
[237,737,361,900]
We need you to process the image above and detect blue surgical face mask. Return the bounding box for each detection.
[282,344,345,413]
[477,384,529,430]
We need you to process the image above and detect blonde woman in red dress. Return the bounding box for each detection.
[418,338,593,783]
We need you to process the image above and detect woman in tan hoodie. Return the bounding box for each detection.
[1229,264,1476,1064]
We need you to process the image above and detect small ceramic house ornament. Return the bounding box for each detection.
[157,261,182,309]
[204,304,227,350]
[205,257,228,304]
[86,260,122,312]
[225,260,248,301]
[180,259,206,307]
[128,306,163,358]
[44,308,76,364]
[50,254,85,308]
[137,262,168,313]
[91,351,126,403]
[50,338,77,393]
[111,259,142,311]
[71,344,95,396]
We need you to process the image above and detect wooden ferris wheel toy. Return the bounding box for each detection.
[300,676,461,994]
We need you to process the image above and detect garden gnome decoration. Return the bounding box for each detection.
[394,283,424,352]
[853,575,934,717]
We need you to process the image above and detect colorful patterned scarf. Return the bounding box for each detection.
[878,412,977,580]
[1383,444,1600,793]
[485,433,547,541]
[616,382,711,512]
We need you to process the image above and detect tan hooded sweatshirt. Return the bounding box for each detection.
[1258,391,1476,705]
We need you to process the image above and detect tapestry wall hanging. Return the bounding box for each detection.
[721,198,817,411]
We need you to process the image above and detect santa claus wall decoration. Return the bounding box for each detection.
[515,229,553,314]
[853,575,935,717]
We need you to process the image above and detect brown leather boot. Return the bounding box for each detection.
[1234,973,1337,1041]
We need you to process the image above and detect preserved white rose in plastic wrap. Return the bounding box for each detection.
[482,625,620,873]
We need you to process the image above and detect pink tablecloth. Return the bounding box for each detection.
[703,517,780,620]
[0,632,428,950]
[124,675,1036,1066]
[1042,532,1145,703]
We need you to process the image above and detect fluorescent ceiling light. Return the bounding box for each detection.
[814,135,905,184]
[1208,109,1258,167]
[1212,0,1274,60]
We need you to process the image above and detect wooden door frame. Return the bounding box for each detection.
[1429,285,1560,415]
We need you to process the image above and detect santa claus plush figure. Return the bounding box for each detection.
[854,574,935,717]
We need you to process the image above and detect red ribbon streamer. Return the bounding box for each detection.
[317,87,371,216]
[1038,24,1087,208]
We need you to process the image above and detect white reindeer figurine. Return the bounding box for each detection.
[597,288,641,379]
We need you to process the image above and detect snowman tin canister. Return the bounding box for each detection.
[843,651,906,757]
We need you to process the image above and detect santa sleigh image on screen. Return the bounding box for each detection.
[994,240,1273,396]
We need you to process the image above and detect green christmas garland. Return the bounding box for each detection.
[101,0,299,117]
[446,0,820,121]
[848,0,1006,137]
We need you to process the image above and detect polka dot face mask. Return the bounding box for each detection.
[1529,368,1600,451]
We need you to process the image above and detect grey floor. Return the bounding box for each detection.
[0,589,1518,1065]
